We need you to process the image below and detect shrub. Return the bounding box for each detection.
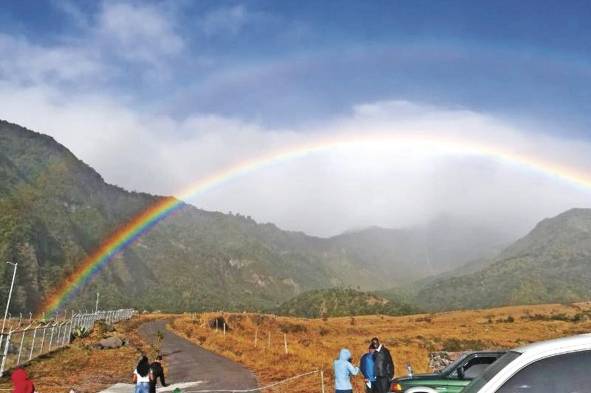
[279,322,307,334]
[72,326,91,339]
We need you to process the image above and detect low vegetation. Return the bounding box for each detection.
[276,288,416,317]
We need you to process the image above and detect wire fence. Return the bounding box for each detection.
[0,309,135,376]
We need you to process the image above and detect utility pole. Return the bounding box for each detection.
[0,262,18,349]
[95,292,99,314]
[1,262,18,334]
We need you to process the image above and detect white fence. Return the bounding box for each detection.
[0,309,135,376]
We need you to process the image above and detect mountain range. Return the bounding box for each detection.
[406,208,591,311]
[1,119,590,315]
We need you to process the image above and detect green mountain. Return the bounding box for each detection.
[0,120,326,312]
[413,208,591,311]
[276,288,415,317]
[0,119,515,314]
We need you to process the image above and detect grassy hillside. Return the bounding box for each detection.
[0,120,335,312]
[414,208,591,310]
[276,288,415,317]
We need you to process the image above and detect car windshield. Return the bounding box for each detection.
[439,354,470,375]
[461,351,522,393]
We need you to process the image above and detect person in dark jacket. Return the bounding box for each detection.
[371,337,394,393]
[359,344,376,392]
[149,354,168,393]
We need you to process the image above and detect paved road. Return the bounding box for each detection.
[138,320,258,390]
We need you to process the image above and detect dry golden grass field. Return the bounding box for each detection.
[170,302,591,392]
[1,303,591,393]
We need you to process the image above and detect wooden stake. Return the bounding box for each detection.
[320,370,325,393]
[254,328,258,348]
[284,333,288,354]
[268,331,271,348]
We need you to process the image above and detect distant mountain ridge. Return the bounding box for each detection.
[412,208,591,310]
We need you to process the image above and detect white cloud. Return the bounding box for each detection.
[1,81,590,237]
[96,2,184,64]
[0,34,103,84]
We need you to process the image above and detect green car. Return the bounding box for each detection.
[390,351,505,393]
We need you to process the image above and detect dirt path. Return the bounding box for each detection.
[138,319,258,391]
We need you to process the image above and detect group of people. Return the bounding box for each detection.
[334,337,394,393]
[7,354,167,393]
[133,354,168,393]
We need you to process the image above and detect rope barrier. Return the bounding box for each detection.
[184,369,320,392]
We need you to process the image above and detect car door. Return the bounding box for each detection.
[495,350,591,393]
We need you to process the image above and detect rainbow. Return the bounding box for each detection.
[38,133,591,315]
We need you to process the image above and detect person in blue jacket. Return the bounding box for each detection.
[334,348,359,393]
[359,344,377,392]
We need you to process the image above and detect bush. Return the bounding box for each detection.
[279,322,307,334]
[72,326,91,339]
[441,339,490,352]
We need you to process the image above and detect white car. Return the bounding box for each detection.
[405,334,591,393]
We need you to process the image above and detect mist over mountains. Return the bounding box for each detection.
[1,119,590,315]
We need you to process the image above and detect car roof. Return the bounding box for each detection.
[514,334,591,358]
[468,351,506,355]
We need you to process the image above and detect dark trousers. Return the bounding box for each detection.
[374,377,390,393]
[335,390,353,393]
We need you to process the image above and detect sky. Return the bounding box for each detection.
[0,0,590,237]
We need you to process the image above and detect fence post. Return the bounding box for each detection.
[58,322,64,347]
[48,324,55,351]
[29,326,38,360]
[320,370,325,393]
[284,333,288,354]
[56,323,62,348]
[16,329,27,365]
[67,316,75,344]
[39,326,46,355]
[254,328,258,348]
[0,332,12,376]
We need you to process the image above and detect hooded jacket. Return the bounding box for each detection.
[333,348,359,390]
[11,369,34,393]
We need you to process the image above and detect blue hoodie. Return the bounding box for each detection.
[360,351,376,382]
[333,348,359,390]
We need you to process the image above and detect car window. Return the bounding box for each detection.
[496,350,591,393]
[441,354,470,376]
[463,357,498,379]
[463,352,522,393]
